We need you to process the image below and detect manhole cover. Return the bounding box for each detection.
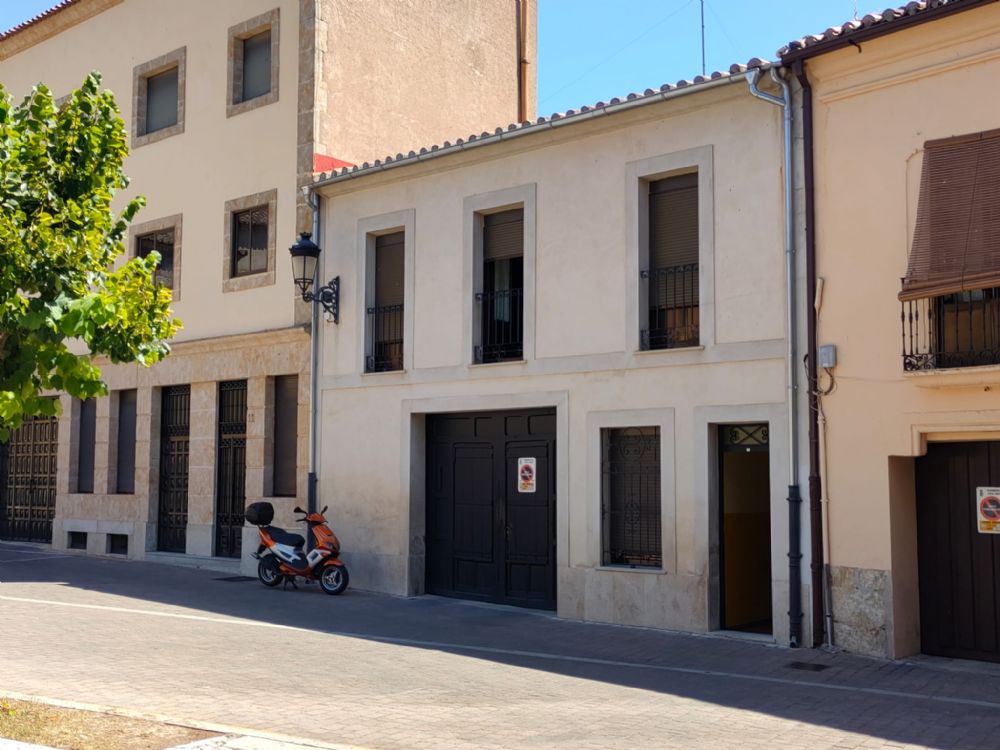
[214,575,256,582]
[787,661,830,672]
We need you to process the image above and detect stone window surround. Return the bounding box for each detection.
[131,47,186,149]
[129,214,183,302]
[227,7,280,118]
[223,188,278,293]
[587,408,677,575]
[355,209,417,374]
[625,145,716,352]
[462,184,537,365]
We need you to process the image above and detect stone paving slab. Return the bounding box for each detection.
[2,541,1000,749]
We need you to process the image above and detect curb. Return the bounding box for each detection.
[0,692,370,750]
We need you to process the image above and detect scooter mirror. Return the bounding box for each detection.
[293,506,304,514]
[321,505,328,515]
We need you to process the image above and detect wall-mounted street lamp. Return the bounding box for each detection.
[289,231,340,323]
[288,228,339,521]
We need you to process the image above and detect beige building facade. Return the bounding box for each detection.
[0,0,534,564]
[783,0,1000,661]
[311,71,816,642]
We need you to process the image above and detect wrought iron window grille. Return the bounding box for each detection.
[640,262,700,351]
[475,287,523,363]
[366,303,404,372]
[901,285,1000,371]
[601,426,662,568]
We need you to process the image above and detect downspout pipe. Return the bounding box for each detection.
[306,189,322,518]
[746,67,803,647]
[792,59,827,648]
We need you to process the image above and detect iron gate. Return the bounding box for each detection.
[158,385,190,553]
[0,414,58,543]
[215,380,247,558]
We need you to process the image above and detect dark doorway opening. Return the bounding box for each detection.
[719,423,772,634]
[0,414,58,543]
[917,440,1000,662]
[158,385,190,553]
[426,408,556,610]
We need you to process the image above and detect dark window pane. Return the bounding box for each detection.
[601,426,661,567]
[138,229,174,289]
[273,375,297,497]
[232,206,269,277]
[145,68,178,133]
[116,389,137,494]
[241,30,272,102]
[77,399,96,494]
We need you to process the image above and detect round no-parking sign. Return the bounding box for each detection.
[976,487,1000,533]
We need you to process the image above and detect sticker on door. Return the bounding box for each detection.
[518,457,536,493]
[977,487,1000,534]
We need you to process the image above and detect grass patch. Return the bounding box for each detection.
[0,698,217,750]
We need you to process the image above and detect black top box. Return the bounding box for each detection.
[245,501,274,526]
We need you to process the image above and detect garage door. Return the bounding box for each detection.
[426,409,556,610]
[917,441,1000,662]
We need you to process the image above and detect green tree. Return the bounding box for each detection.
[0,73,180,441]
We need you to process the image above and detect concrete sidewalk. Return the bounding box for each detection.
[3,541,1000,749]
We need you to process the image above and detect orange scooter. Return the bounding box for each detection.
[245,501,349,595]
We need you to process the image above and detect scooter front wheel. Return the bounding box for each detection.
[258,556,282,587]
[319,563,349,595]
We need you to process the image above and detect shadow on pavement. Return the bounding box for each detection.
[2,541,999,749]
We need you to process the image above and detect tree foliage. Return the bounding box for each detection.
[0,73,180,441]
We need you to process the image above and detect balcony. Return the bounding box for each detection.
[475,288,523,363]
[901,287,1000,371]
[366,303,404,373]
[641,263,700,350]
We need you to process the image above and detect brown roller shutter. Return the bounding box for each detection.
[77,399,96,493]
[273,375,298,497]
[649,173,698,271]
[484,209,524,260]
[375,232,405,307]
[116,390,137,494]
[900,129,1000,301]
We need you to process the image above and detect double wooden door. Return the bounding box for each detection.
[917,441,1000,662]
[426,409,556,610]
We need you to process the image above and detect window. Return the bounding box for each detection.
[901,129,1000,371]
[366,231,405,372]
[476,208,524,363]
[107,534,128,556]
[642,173,699,350]
[272,375,298,497]
[132,47,186,147]
[232,206,269,277]
[137,228,175,289]
[77,398,96,494]
[223,190,277,292]
[116,389,137,494]
[601,426,661,568]
[227,9,280,117]
[68,531,87,550]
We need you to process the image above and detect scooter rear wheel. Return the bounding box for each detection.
[319,564,349,595]
[258,557,282,587]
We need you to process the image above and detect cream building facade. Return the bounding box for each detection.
[782,0,1000,661]
[0,0,535,564]
[310,69,816,642]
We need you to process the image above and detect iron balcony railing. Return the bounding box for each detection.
[475,288,523,363]
[902,286,1000,371]
[641,262,700,350]
[366,303,404,372]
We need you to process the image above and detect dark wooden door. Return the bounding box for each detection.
[215,380,247,558]
[0,414,58,543]
[917,441,1000,662]
[158,385,190,553]
[426,409,556,610]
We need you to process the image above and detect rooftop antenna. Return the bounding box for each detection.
[700,0,706,76]
[853,0,859,20]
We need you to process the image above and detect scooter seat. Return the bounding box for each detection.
[264,526,305,548]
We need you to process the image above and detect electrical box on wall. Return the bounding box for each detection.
[819,344,838,369]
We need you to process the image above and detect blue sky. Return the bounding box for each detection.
[1,0,859,114]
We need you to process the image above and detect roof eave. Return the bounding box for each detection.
[780,0,999,63]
